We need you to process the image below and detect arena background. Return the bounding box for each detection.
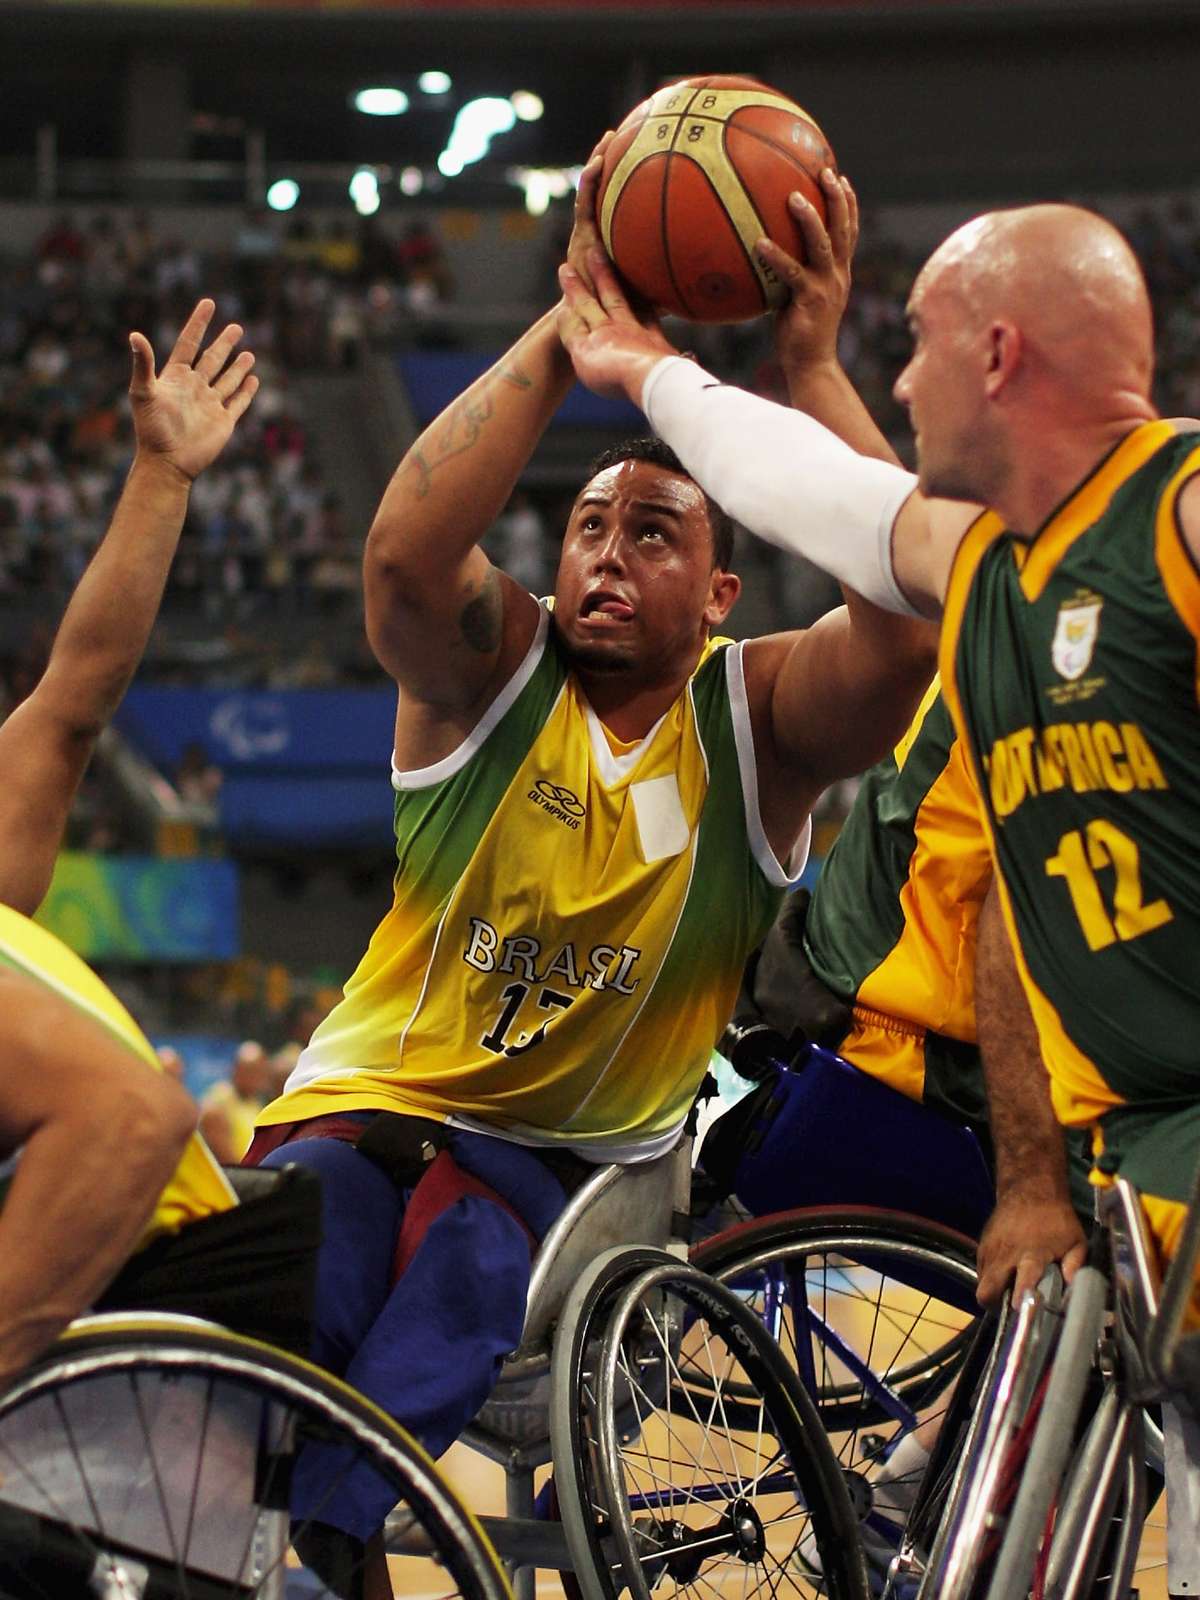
[2,0,1199,1113]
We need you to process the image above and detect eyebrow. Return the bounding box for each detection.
[575,494,685,520]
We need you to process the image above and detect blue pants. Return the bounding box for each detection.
[262,1126,568,1540]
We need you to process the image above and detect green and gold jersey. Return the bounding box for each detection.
[0,903,236,1243]
[940,421,1200,1128]
[261,608,800,1157]
[804,678,989,1125]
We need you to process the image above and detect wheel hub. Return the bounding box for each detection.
[726,1497,767,1563]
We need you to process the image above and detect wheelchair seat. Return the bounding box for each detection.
[703,1042,995,1241]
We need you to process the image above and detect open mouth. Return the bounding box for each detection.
[580,592,636,622]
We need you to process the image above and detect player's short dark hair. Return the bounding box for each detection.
[584,436,736,572]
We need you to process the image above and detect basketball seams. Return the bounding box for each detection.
[597,77,830,322]
[660,99,694,320]
[726,120,830,175]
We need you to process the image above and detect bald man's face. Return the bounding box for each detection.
[894,263,995,502]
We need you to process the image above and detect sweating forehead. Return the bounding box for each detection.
[574,460,705,525]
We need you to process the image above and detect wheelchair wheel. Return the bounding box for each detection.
[550,1247,869,1600]
[0,1312,511,1600]
[692,1207,979,1586]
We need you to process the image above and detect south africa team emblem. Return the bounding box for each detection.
[1051,600,1102,681]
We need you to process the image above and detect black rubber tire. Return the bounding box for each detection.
[0,1311,511,1600]
[551,1246,869,1600]
[692,1205,980,1431]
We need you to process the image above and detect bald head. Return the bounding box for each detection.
[917,204,1154,401]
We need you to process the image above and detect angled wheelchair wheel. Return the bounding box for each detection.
[691,1208,979,1588]
[0,1312,511,1600]
[550,1247,869,1600]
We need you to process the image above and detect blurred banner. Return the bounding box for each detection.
[36,853,240,962]
[399,354,642,428]
[116,687,398,848]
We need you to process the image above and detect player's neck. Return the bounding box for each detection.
[576,663,693,743]
[998,405,1158,539]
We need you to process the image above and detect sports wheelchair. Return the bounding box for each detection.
[895,1163,1200,1600]
[387,1132,871,1600]
[0,1164,511,1600]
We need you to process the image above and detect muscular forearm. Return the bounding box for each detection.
[366,308,575,586]
[33,454,190,739]
[977,899,1069,1203]
[0,987,195,1383]
[975,879,1085,1305]
[641,357,921,615]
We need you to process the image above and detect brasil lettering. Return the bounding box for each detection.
[983,719,1167,820]
[462,916,642,995]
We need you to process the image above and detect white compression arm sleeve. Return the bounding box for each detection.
[642,355,921,616]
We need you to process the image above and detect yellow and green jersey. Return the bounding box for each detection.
[940,421,1200,1131]
[0,903,236,1244]
[261,608,801,1158]
[803,678,990,1125]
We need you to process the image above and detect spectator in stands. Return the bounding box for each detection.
[199,1040,271,1164]
[175,740,223,814]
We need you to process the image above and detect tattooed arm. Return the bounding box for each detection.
[364,309,575,741]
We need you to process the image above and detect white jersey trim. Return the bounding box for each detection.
[584,699,668,786]
[391,603,551,792]
[726,640,811,888]
[444,1111,685,1165]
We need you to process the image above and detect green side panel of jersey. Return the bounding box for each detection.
[956,432,1200,1108]
[804,694,958,1000]
[391,629,567,901]
[652,647,784,1009]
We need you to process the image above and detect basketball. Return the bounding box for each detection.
[596,75,836,323]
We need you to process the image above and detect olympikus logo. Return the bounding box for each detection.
[528,779,585,829]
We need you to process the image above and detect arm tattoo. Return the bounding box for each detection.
[459,568,504,654]
[409,361,533,499]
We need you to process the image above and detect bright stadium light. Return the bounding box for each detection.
[436,96,517,178]
[418,71,452,95]
[266,178,300,212]
[511,166,572,216]
[349,167,380,214]
[354,88,410,117]
[511,91,544,123]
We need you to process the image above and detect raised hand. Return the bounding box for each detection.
[567,131,615,292]
[556,251,679,402]
[128,298,259,482]
[755,168,858,376]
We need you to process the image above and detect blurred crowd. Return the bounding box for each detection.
[3,192,1200,694]
[0,207,457,676]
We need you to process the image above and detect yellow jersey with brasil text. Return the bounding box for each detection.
[0,903,236,1244]
[939,422,1200,1130]
[261,607,805,1159]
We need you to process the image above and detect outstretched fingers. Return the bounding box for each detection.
[194,320,246,383]
[212,348,256,403]
[165,298,216,369]
[223,371,260,423]
[128,330,157,400]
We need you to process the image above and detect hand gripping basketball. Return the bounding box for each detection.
[556,254,679,404]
